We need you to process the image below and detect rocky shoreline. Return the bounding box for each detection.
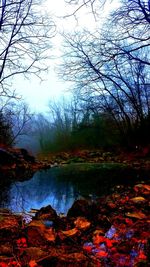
[0,147,51,185]
[1,147,150,177]
[38,149,150,171]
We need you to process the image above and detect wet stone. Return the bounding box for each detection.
[35,205,58,221]
[67,199,92,218]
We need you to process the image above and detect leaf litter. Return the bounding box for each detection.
[0,180,150,266]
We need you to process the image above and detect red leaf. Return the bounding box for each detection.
[125,218,133,226]
[138,250,147,260]
[0,263,8,267]
[96,250,108,258]
[105,238,113,248]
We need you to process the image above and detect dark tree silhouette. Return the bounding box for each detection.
[59,30,150,146]
[0,0,55,97]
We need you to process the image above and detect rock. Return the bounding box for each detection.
[20,148,35,163]
[0,148,16,165]
[35,205,58,221]
[53,216,73,231]
[67,199,91,218]
[9,148,35,163]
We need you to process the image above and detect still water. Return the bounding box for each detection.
[1,168,77,214]
[0,163,143,214]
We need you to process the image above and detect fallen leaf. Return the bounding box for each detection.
[133,184,143,192]
[0,262,8,267]
[105,238,113,248]
[43,228,55,242]
[61,228,78,237]
[142,184,150,191]
[93,230,105,245]
[125,218,133,226]
[16,237,27,248]
[83,242,94,252]
[93,229,104,236]
[96,250,108,258]
[138,250,147,260]
[93,235,105,245]
[125,212,147,219]
[27,220,56,243]
[29,260,38,267]
[74,217,90,230]
[134,184,150,193]
[130,197,146,203]
[0,215,19,230]
[107,202,116,209]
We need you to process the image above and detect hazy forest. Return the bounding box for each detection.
[0,0,150,266]
[0,0,150,153]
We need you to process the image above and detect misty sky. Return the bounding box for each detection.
[13,0,118,113]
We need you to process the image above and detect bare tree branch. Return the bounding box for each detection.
[0,0,55,97]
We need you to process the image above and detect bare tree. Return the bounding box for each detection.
[103,0,150,66]
[33,113,51,150]
[64,0,107,17]
[2,100,33,144]
[66,0,150,22]
[65,0,150,65]
[0,0,55,97]
[59,31,150,145]
[59,0,150,146]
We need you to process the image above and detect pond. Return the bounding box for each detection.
[0,163,148,214]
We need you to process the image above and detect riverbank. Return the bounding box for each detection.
[0,179,150,266]
[1,147,150,178]
[0,147,51,184]
[38,149,150,172]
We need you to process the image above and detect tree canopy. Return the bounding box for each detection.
[59,0,150,147]
[0,0,55,97]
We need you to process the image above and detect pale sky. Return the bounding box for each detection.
[13,0,119,113]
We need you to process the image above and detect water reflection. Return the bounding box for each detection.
[1,163,147,214]
[1,169,78,214]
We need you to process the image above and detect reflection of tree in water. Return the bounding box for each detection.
[0,186,9,208]
[53,183,77,213]
[8,169,78,214]
[1,165,149,214]
[0,176,12,209]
